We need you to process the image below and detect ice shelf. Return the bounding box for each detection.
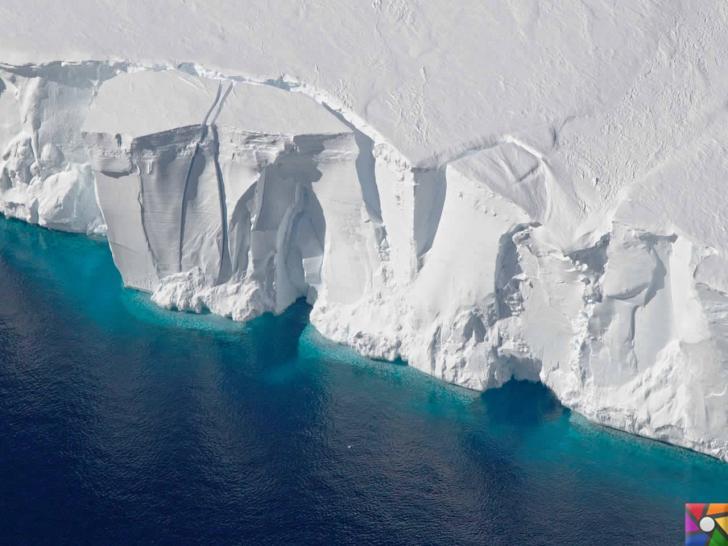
[1,0,727,461]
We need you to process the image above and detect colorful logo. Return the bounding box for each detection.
[686,504,728,545]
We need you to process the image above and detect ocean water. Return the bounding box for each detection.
[0,215,726,546]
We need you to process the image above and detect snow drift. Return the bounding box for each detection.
[1,0,727,462]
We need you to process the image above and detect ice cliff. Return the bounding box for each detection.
[1,0,727,462]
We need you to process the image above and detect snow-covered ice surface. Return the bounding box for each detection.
[1,0,727,461]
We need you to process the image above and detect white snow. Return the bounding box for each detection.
[1,0,727,461]
[0,63,107,233]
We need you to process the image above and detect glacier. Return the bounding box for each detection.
[1,0,727,462]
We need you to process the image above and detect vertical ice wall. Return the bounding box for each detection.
[0,64,724,462]
[0,63,111,233]
[82,71,376,320]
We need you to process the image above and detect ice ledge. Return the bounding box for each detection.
[1,60,726,463]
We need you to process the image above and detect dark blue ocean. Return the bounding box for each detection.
[0,215,726,545]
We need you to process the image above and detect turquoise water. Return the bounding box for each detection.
[0,214,726,545]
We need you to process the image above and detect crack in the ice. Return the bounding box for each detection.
[178,81,224,272]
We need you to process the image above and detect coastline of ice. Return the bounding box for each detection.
[2,0,728,462]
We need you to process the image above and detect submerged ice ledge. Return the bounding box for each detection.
[0,61,726,463]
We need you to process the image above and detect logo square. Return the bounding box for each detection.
[686,503,728,545]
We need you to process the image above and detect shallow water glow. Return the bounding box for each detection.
[0,216,726,545]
